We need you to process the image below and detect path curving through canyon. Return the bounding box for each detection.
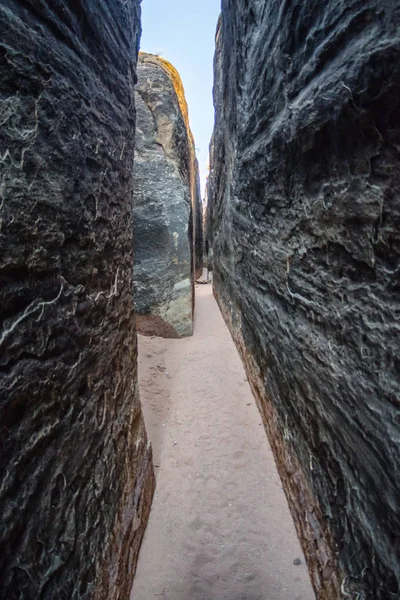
[130,281,315,600]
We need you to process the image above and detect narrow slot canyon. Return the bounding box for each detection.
[129,45,313,599]
[1,1,399,599]
[131,281,313,600]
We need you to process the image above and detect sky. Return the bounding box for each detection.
[140,0,221,196]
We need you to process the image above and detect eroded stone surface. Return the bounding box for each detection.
[133,54,202,338]
[0,2,154,598]
[193,159,203,281]
[207,3,400,598]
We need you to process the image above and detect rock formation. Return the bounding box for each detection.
[133,53,202,338]
[0,2,154,599]
[193,161,204,281]
[207,3,400,599]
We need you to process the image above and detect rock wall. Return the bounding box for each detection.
[0,2,154,599]
[193,160,204,281]
[208,2,400,599]
[133,54,202,339]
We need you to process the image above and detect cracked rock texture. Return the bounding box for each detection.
[0,2,154,599]
[133,54,202,339]
[207,2,400,599]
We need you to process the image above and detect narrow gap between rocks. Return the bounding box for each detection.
[130,276,315,600]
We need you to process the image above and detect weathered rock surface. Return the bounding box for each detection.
[0,2,154,599]
[208,3,400,599]
[193,160,204,281]
[133,54,202,338]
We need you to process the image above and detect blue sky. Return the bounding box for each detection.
[140,0,221,195]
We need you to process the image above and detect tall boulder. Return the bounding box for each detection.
[0,2,154,598]
[133,53,202,339]
[208,2,400,599]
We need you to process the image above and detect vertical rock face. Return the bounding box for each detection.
[133,54,202,339]
[193,161,204,281]
[208,2,400,599]
[0,2,154,599]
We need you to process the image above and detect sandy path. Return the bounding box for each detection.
[130,283,315,600]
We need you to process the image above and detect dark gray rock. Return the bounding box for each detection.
[208,2,400,599]
[133,54,202,338]
[0,2,154,599]
[193,160,203,281]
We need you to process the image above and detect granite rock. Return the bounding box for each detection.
[208,2,400,598]
[0,2,154,598]
[133,54,202,338]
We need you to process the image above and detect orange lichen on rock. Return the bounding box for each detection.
[139,52,195,149]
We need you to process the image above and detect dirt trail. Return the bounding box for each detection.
[130,283,315,600]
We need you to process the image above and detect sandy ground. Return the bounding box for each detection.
[130,282,315,600]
